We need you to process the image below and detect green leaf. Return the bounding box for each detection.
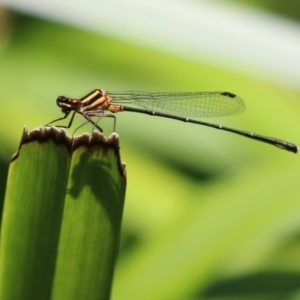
[51,131,127,299]
[0,127,126,300]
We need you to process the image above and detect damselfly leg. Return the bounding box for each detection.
[71,112,116,133]
[46,111,104,132]
[87,112,117,132]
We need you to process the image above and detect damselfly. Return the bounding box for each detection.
[46,89,298,153]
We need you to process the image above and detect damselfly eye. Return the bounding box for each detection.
[56,96,68,107]
[56,96,71,113]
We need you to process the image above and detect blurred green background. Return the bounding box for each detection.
[0,1,300,299]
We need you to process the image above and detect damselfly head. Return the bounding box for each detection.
[56,96,69,114]
[56,96,81,113]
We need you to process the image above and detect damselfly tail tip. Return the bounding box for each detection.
[288,144,298,154]
[275,141,298,153]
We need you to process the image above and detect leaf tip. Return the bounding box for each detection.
[73,131,126,179]
[11,126,73,162]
